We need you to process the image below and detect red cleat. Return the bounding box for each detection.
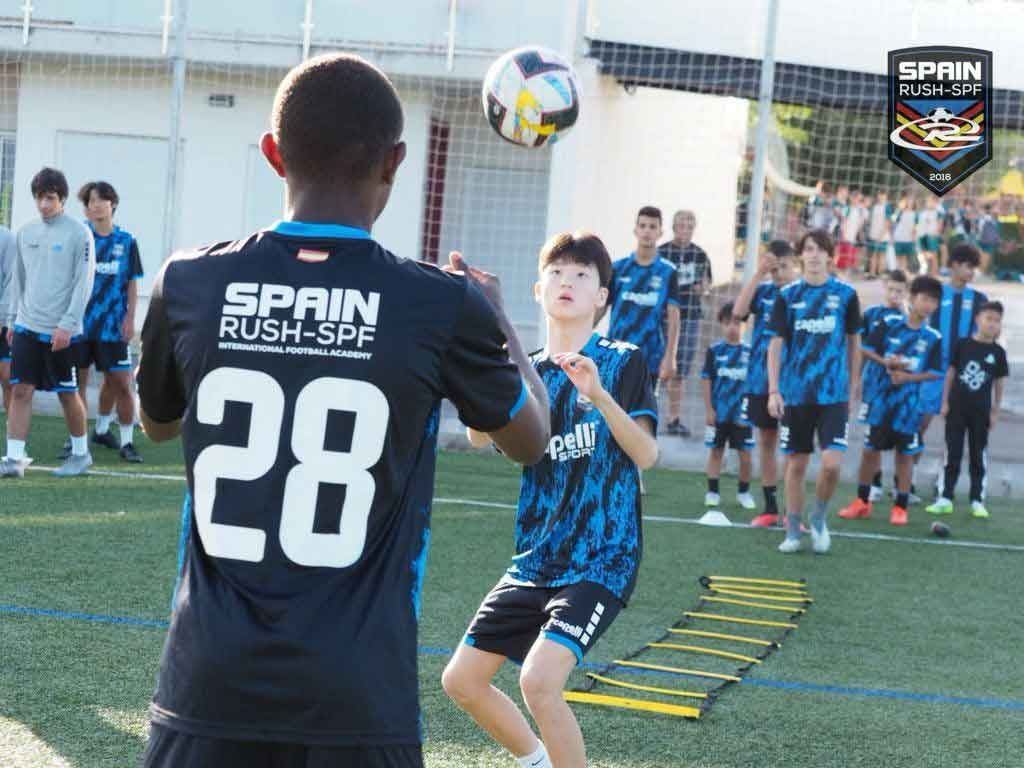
[890,505,908,526]
[750,513,779,528]
[839,498,872,520]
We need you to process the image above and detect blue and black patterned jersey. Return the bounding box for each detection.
[607,254,680,374]
[769,276,861,406]
[929,284,987,368]
[82,224,143,341]
[701,341,751,424]
[741,280,781,395]
[860,304,905,404]
[507,334,656,603]
[864,316,943,434]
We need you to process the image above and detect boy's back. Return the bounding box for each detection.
[139,222,526,744]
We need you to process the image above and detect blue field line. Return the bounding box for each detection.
[4,603,1023,713]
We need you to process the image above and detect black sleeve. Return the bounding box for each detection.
[440,279,525,432]
[864,320,889,355]
[619,348,658,424]
[859,307,873,338]
[700,346,715,380]
[136,261,187,423]
[129,240,144,279]
[996,346,1009,379]
[845,290,862,334]
[769,291,790,340]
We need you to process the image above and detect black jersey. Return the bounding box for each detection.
[137,220,526,746]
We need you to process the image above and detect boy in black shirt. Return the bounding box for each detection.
[927,301,1008,519]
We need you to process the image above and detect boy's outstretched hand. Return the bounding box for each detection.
[553,352,605,402]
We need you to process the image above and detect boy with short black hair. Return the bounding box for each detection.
[839,275,943,526]
[702,301,755,510]
[732,238,799,525]
[856,269,908,500]
[927,301,1008,519]
[607,206,681,384]
[445,231,658,768]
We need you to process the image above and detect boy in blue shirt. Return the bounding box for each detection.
[839,276,942,525]
[857,269,907,500]
[702,301,756,510]
[607,206,681,384]
[444,232,658,768]
[768,230,861,554]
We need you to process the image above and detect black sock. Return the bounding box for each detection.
[763,485,778,513]
[738,481,750,494]
[896,492,909,509]
[857,484,870,502]
[708,478,720,493]
[872,471,882,487]
[910,483,917,495]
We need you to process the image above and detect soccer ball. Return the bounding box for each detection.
[482,46,580,148]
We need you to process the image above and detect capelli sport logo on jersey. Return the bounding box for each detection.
[547,423,598,462]
[888,46,992,195]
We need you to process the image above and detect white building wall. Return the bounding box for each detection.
[547,62,748,287]
[11,64,429,297]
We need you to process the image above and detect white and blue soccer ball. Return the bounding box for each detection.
[482,46,581,148]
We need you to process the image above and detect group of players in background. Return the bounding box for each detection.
[0,168,145,478]
[605,204,1007,556]
[802,180,1004,278]
[0,52,1013,768]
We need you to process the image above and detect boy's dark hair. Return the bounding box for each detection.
[718,301,736,323]
[77,181,119,212]
[30,167,69,201]
[636,205,662,224]
[885,268,908,284]
[910,274,943,301]
[271,53,403,184]
[797,229,834,259]
[949,242,981,267]
[538,231,612,289]
[977,300,1004,317]
[767,239,794,259]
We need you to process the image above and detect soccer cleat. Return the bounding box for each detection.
[750,512,778,528]
[810,520,831,554]
[704,491,721,507]
[58,438,71,460]
[53,452,93,478]
[908,491,922,505]
[926,498,954,515]
[92,429,120,450]
[737,492,757,511]
[119,443,143,464]
[666,419,682,435]
[970,501,990,519]
[0,456,32,478]
[889,506,908,526]
[839,498,872,520]
[868,485,884,502]
[777,536,802,554]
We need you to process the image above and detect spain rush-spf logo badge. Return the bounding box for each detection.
[888,47,992,196]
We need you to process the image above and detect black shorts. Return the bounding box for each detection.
[464,579,623,665]
[741,394,778,430]
[0,327,10,363]
[73,339,132,372]
[865,424,923,456]
[142,723,424,768]
[9,329,79,392]
[703,421,754,451]
[780,402,849,455]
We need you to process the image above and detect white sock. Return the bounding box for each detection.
[96,412,113,434]
[70,434,87,457]
[6,438,25,461]
[119,422,134,447]
[516,743,551,768]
